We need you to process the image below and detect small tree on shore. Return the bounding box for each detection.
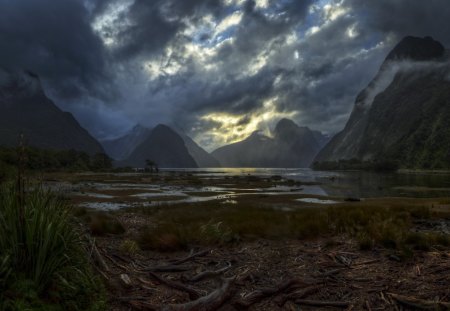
[145,159,158,173]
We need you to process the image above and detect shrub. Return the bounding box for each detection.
[0,184,106,310]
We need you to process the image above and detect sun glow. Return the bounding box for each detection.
[197,97,297,150]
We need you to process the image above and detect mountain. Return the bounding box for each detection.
[212,119,328,167]
[122,124,198,168]
[101,125,151,160]
[315,36,450,169]
[0,68,104,154]
[181,134,221,167]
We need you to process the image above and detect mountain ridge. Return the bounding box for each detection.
[315,36,450,169]
[0,68,104,155]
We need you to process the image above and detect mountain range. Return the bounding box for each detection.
[212,119,329,167]
[2,36,449,170]
[315,36,450,169]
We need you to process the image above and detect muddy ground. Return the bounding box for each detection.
[44,172,450,310]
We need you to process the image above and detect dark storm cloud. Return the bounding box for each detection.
[0,0,110,99]
[111,0,224,59]
[1,0,449,147]
[344,0,450,46]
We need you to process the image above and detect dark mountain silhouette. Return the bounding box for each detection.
[121,124,198,168]
[181,134,221,168]
[212,119,328,167]
[0,68,103,154]
[315,36,450,169]
[101,125,151,160]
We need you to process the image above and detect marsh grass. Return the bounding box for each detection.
[135,199,450,253]
[0,184,105,310]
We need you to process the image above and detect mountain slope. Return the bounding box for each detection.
[122,124,198,168]
[101,125,151,160]
[181,135,221,168]
[212,119,328,168]
[0,68,103,154]
[315,36,450,169]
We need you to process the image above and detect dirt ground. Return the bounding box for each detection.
[46,172,450,310]
[94,214,450,311]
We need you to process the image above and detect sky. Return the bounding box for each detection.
[0,0,449,151]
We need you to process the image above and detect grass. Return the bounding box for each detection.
[135,198,450,254]
[0,184,106,311]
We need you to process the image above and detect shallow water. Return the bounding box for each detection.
[164,168,450,198]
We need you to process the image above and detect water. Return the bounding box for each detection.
[163,168,450,198]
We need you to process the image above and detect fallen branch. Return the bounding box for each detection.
[90,240,110,272]
[276,285,322,306]
[149,272,201,300]
[187,262,232,282]
[234,278,311,308]
[171,249,209,265]
[162,278,234,311]
[143,264,194,273]
[388,293,450,310]
[294,299,350,308]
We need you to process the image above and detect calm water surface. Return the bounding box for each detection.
[164,168,450,198]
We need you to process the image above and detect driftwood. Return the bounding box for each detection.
[294,299,350,308]
[144,265,194,273]
[275,285,322,306]
[388,293,450,310]
[234,278,311,308]
[149,272,201,300]
[187,262,232,282]
[170,249,210,265]
[91,240,110,272]
[161,278,234,311]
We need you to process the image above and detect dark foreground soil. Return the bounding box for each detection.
[94,215,450,311]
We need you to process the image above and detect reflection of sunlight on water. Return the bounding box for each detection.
[297,198,339,204]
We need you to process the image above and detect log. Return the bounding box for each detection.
[388,293,450,310]
[161,278,234,311]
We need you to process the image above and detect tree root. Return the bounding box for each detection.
[161,278,234,311]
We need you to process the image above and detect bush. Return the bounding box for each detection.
[0,184,106,310]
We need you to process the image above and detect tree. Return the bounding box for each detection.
[145,159,158,173]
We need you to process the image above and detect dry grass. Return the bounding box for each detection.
[133,198,450,253]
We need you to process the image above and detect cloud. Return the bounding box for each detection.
[1,0,449,149]
[0,0,111,100]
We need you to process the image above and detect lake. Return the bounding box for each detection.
[163,168,450,198]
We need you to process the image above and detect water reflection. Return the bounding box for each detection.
[165,168,450,198]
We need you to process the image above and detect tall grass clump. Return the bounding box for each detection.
[0,184,105,311]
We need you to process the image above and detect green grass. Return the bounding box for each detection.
[0,184,106,311]
[135,199,450,253]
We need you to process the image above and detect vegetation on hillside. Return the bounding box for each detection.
[0,147,112,181]
[312,159,399,171]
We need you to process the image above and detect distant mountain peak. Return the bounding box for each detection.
[386,36,445,62]
[275,118,298,131]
